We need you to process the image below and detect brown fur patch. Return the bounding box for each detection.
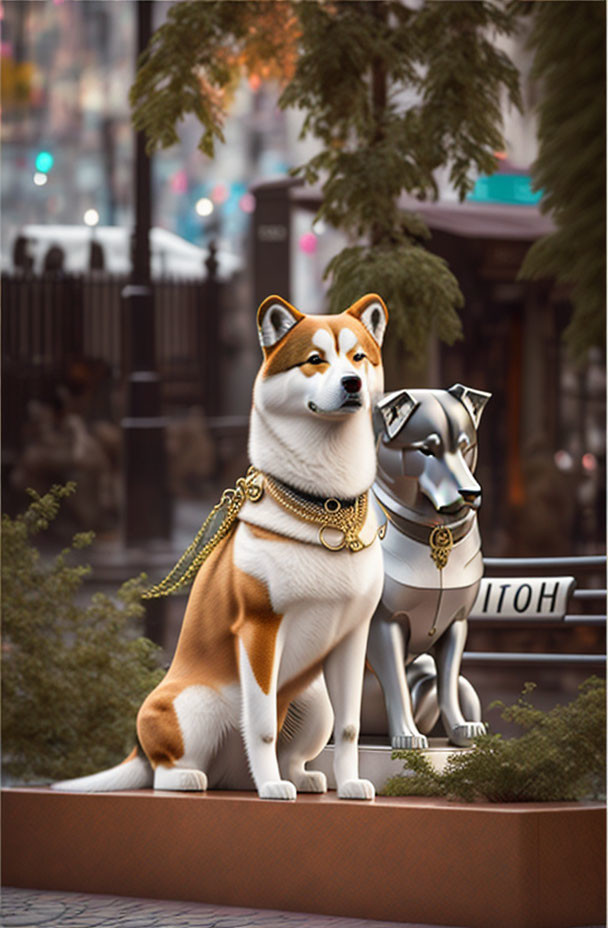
[244,523,290,544]
[263,313,381,379]
[137,528,283,767]
[231,580,282,696]
[346,294,388,335]
[342,725,357,742]
[120,747,138,765]
[257,295,304,337]
[137,684,186,769]
[277,657,327,731]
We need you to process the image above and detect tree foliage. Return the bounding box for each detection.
[519,1,606,362]
[1,484,164,783]
[131,1,299,156]
[130,0,521,357]
[383,678,606,802]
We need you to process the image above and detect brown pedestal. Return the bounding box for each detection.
[2,788,604,928]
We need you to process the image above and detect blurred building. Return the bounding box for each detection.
[1,0,290,262]
[1,0,604,557]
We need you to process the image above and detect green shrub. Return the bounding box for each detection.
[2,484,165,783]
[383,678,606,802]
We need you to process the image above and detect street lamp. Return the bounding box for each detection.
[121,0,171,549]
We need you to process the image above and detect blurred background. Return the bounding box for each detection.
[1,0,605,738]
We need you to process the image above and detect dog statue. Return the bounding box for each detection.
[366,384,491,749]
[54,294,389,801]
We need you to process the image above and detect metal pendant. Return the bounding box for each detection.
[429,525,454,570]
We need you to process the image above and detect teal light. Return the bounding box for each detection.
[35,151,54,173]
[467,173,542,206]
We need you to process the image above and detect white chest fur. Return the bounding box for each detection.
[234,520,384,688]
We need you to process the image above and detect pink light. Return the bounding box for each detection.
[1,41,12,58]
[170,170,188,194]
[211,183,229,205]
[53,0,66,6]
[239,192,255,214]
[582,452,597,473]
[299,232,317,255]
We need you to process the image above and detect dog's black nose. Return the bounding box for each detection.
[342,375,362,394]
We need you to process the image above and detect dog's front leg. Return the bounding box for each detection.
[238,638,296,800]
[324,622,375,800]
[434,619,486,747]
[367,613,428,749]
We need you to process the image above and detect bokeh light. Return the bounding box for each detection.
[195,197,214,217]
[84,208,100,227]
[211,183,229,205]
[554,450,573,471]
[170,170,188,194]
[239,192,255,214]
[582,452,598,473]
[299,232,317,254]
[35,151,54,173]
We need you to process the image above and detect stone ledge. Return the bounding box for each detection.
[2,788,605,928]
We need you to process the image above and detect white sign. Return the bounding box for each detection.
[470,576,576,621]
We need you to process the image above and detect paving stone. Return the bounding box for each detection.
[1,888,446,928]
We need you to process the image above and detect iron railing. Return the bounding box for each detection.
[464,554,606,668]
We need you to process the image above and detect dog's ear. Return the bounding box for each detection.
[345,294,388,346]
[448,384,491,429]
[374,390,419,440]
[257,296,304,354]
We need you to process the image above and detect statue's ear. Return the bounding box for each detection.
[345,294,388,346]
[374,390,419,440]
[257,296,304,355]
[448,384,491,429]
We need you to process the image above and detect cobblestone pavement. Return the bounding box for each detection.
[1,888,457,928]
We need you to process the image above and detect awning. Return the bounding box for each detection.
[290,182,554,242]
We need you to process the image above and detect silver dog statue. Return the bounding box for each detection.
[367,384,491,748]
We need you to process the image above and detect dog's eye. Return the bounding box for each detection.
[353,352,366,362]
[307,354,324,365]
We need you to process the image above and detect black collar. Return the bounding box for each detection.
[266,473,359,510]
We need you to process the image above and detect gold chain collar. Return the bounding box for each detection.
[143,465,382,600]
[263,473,382,552]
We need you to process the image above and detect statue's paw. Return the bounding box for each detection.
[450,722,487,747]
[293,770,327,793]
[391,734,429,750]
[259,780,297,801]
[154,767,208,791]
[338,778,375,801]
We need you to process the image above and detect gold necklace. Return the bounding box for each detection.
[263,475,377,552]
[142,467,263,599]
[143,466,383,600]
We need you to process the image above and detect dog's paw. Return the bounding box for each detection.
[450,722,487,747]
[338,778,375,801]
[154,767,208,791]
[391,734,429,750]
[259,780,297,801]
[292,770,327,793]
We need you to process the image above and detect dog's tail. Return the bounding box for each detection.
[51,747,153,793]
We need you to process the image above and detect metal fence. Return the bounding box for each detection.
[1,270,223,457]
[465,554,606,669]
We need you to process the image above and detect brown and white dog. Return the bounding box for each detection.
[53,294,388,800]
